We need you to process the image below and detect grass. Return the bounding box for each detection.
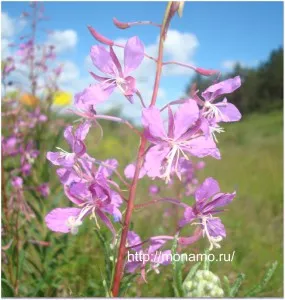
[199,111,283,297]
[2,109,283,297]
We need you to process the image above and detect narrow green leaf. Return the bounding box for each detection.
[18,250,26,279]
[229,273,246,297]
[223,275,231,297]
[94,229,112,285]
[244,261,278,297]
[119,273,138,296]
[183,261,202,285]
[1,278,14,297]
[99,268,111,297]
[203,248,210,270]
[171,233,183,297]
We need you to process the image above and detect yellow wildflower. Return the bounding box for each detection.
[53,91,72,106]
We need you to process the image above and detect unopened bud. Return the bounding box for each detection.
[196,67,219,76]
[113,17,130,29]
[170,2,185,18]
[87,26,114,46]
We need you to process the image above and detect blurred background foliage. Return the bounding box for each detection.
[1,30,283,300]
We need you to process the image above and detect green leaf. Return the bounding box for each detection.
[1,278,14,297]
[223,275,231,297]
[99,268,111,297]
[119,273,138,297]
[183,261,202,285]
[18,250,26,279]
[244,261,278,297]
[229,273,246,297]
[203,248,210,270]
[171,233,183,297]
[94,229,112,285]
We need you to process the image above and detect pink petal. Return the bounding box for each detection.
[124,36,144,75]
[82,84,115,105]
[98,158,119,177]
[174,100,199,139]
[144,145,170,179]
[167,106,175,138]
[202,76,241,101]
[75,121,91,141]
[142,107,167,141]
[45,208,81,233]
[205,191,236,212]
[124,163,146,179]
[184,136,221,160]
[110,46,123,76]
[64,183,90,205]
[216,101,242,122]
[90,45,117,76]
[96,209,116,237]
[63,126,74,148]
[195,177,220,203]
[123,76,136,96]
[46,151,76,168]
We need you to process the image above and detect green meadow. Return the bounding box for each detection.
[2,110,283,297]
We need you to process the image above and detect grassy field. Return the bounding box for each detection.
[3,110,283,297]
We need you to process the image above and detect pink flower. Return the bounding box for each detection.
[77,36,144,109]
[142,100,220,182]
[179,177,236,250]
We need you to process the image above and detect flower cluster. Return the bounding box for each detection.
[1,2,67,225]
[183,269,224,297]
[45,122,123,236]
[45,5,242,288]
[2,99,50,219]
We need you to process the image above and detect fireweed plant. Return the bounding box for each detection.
[2,2,72,296]
[45,2,278,297]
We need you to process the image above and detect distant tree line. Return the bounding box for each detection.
[186,47,283,114]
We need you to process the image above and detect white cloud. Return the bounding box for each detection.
[1,12,27,58]
[222,60,241,70]
[47,30,78,54]
[163,30,199,75]
[59,61,80,84]
[1,12,15,38]
[1,38,11,58]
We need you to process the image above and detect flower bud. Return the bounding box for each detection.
[196,67,219,77]
[183,269,224,297]
[87,26,114,46]
[170,2,185,18]
[113,17,130,29]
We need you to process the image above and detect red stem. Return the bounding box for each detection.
[111,136,147,296]
[149,31,164,107]
[111,3,174,296]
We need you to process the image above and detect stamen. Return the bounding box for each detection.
[101,77,116,89]
[161,145,178,183]
[66,216,82,235]
[90,206,101,229]
[210,124,225,143]
[203,101,223,120]
[200,216,223,250]
[56,147,69,153]
[160,139,192,183]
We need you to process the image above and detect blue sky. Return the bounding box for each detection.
[2,1,283,119]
